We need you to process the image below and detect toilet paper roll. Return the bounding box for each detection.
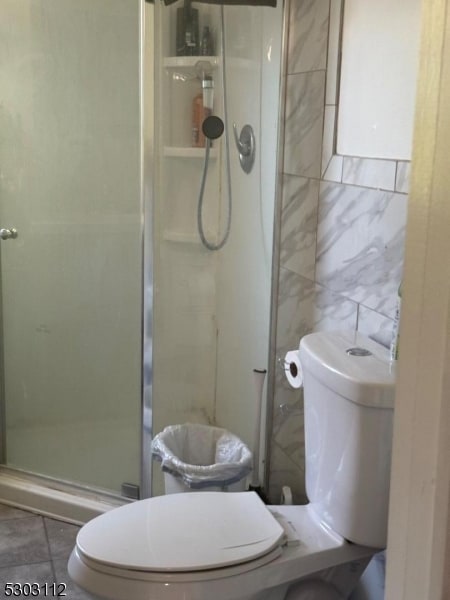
[284,350,303,389]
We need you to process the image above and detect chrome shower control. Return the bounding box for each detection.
[0,228,18,240]
[233,123,255,174]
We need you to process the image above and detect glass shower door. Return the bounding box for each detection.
[0,0,143,494]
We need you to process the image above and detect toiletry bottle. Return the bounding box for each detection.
[192,92,212,148]
[201,102,212,146]
[176,0,199,56]
[188,8,199,55]
[200,26,214,56]
[390,281,402,361]
[192,92,203,147]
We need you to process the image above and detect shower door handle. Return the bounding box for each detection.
[0,228,18,240]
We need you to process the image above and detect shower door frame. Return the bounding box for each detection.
[0,0,153,502]
[141,0,155,500]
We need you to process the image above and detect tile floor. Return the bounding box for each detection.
[0,501,385,600]
[0,503,95,599]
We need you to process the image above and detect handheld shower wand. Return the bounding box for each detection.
[202,75,214,111]
[197,115,229,250]
[196,5,233,251]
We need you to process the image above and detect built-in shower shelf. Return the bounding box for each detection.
[163,146,218,158]
[164,56,220,70]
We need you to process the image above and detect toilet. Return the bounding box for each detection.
[68,331,395,600]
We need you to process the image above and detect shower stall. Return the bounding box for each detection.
[0,0,283,517]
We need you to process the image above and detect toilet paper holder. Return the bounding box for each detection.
[277,356,299,378]
[278,403,302,417]
[277,356,292,372]
[278,351,304,390]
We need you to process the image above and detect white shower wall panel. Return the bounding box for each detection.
[151,1,281,496]
[151,2,222,496]
[214,4,282,468]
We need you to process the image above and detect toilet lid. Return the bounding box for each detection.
[77,491,285,572]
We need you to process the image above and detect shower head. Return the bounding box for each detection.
[195,60,213,79]
[172,60,212,83]
[202,115,224,140]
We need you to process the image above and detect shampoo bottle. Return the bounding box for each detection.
[192,87,212,148]
[191,92,203,147]
[200,26,214,56]
[176,0,199,56]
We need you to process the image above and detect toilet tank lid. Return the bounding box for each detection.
[299,331,396,408]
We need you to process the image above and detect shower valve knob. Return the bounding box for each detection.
[233,124,250,155]
[0,227,18,240]
[232,123,255,174]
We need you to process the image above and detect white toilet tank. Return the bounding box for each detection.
[299,331,395,549]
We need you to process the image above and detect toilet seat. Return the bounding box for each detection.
[76,491,285,573]
[69,501,377,600]
[73,545,283,584]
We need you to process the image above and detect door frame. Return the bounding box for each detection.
[385,0,450,597]
[0,271,6,464]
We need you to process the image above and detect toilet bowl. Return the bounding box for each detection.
[68,491,373,600]
[69,331,395,600]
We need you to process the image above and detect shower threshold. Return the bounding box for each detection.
[0,467,127,525]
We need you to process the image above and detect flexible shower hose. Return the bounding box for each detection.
[197,5,233,251]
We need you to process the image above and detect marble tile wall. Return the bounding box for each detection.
[268,0,410,503]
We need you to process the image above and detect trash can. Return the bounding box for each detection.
[151,423,253,494]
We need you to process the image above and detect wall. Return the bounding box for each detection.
[268,0,411,504]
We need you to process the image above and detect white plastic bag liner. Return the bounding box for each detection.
[151,424,253,489]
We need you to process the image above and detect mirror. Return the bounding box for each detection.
[337,0,421,160]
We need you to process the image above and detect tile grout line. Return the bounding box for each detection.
[42,517,57,584]
[0,558,54,570]
[0,515,41,523]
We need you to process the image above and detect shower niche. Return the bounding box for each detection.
[160,2,221,152]
[156,2,222,246]
[163,57,220,157]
